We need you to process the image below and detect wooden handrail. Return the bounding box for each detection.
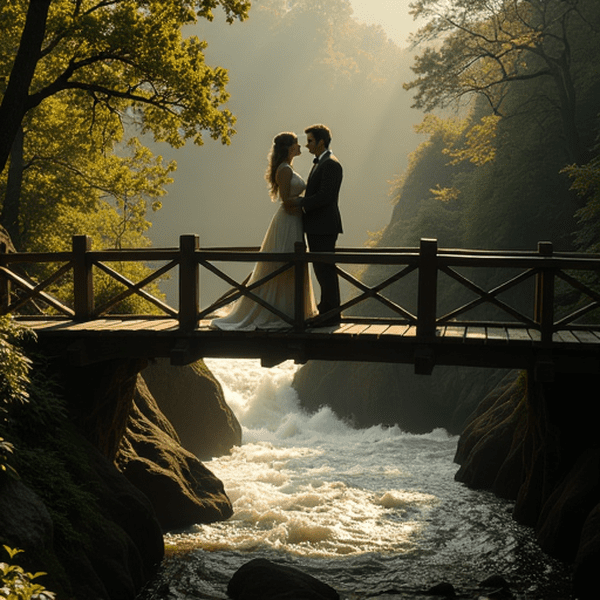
[1,236,600,337]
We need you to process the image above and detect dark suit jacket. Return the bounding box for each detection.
[302,152,343,235]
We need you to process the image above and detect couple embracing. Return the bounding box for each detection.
[213,124,343,331]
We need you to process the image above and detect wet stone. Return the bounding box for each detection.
[227,558,339,600]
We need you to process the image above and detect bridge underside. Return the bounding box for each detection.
[19,318,600,381]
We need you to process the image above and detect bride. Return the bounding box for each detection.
[212,132,317,330]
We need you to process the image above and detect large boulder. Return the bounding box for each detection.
[142,358,241,459]
[228,558,339,600]
[454,370,526,498]
[0,431,164,600]
[0,478,53,552]
[116,375,233,531]
[78,437,165,600]
[51,355,148,461]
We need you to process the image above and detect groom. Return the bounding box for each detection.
[288,124,343,326]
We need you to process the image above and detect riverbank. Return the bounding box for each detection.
[135,358,574,600]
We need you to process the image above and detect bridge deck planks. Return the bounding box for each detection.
[16,318,600,346]
[572,330,600,344]
[13,316,600,373]
[14,317,600,363]
[486,327,509,343]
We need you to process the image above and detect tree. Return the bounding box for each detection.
[0,91,176,249]
[0,0,251,177]
[404,0,600,163]
[0,93,179,312]
[564,118,600,251]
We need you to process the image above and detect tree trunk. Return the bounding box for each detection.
[0,0,51,175]
[1,126,25,249]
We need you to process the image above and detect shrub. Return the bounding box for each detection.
[0,546,55,600]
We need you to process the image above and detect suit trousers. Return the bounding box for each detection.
[306,233,340,314]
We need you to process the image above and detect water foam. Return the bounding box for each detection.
[185,360,445,557]
[157,359,573,599]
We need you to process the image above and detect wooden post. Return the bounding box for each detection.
[535,241,554,344]
[417,238,438,339]
[73,235,93,320]
[294,241,306,331]
[179,234,199,330]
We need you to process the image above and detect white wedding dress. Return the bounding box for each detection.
[212,164,317,330]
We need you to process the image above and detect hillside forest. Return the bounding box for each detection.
[293,0,600,433]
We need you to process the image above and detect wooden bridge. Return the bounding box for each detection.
[2,235,600,380]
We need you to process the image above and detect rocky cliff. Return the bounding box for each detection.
[142,358,242,460]
[0,348,239,599]
[293,359,509,434]
[454,370,600,599]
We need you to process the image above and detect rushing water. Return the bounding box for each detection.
[138,358,574,600]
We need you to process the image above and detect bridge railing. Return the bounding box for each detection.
[2,235,600,342]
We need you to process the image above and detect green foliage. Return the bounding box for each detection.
[406,0,600,163]
[564,135,600,252]
[363,1,600,322]
[0,316,35,478]
[1,91,175,244]
[0,0,249,314]
[0,436,17,479]
[11,93,176,252]
[0,0,251,151]
[0,316,33,409]
[0,92,174,312]
[0,546,55,600]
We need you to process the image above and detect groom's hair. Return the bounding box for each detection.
[305,124,332,148]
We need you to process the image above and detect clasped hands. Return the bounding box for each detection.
[283,196,303,215]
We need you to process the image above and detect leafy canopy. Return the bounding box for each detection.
[405,0,600,163]
[0,0,251,175]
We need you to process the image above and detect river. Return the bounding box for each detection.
[137,358,574,600]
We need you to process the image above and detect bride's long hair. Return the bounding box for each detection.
[266,132,297,200]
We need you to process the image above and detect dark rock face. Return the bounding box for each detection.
[454,371,527,498]
[575,502,600,600]
[116,375,233,531]
[454,370,600,599]
[293,360,509,434]
[76,436,165,600]
[0,478,53,551]
[142,358,242,460]
[228,558,340,600]
[536,448,600,562]
[1,351,236,598]
[55,356,148,461]
[1,430,164,600]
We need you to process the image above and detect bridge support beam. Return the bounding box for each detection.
[535,241,555,344]
[534,355,555,383]
[414,345,435,375]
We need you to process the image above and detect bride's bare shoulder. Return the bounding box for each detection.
[276,162,293,182]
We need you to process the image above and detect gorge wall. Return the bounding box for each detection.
[0,346,240,599]
[293,360,510,434]
[454,370,599,599]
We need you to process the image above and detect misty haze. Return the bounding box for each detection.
[145,3,422,304]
